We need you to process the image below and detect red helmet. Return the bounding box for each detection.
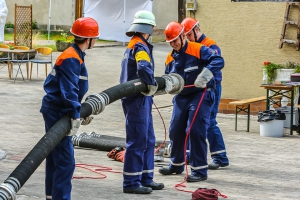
[181,17,199,34]
[164,21,184,42]
[70,17,100,38]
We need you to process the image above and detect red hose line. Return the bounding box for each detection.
[174,87,207,193]
[73,163,122,180]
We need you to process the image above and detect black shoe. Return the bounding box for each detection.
[186,175,207,182]
[208,162,229,170]
[143,182,164,190]
[123,186,152,194]
[158,167,182,175]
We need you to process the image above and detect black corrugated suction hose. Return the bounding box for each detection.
[72,132,169,152]
[0,77,166,200]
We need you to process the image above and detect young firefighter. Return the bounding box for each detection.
[158,21,224,182]
[181,17,229,169]
[120,10,164,194]
[40,17,99,200]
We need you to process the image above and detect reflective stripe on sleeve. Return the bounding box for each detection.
[184,66,198,72]
[79,75,88,80]
[135,50,150,62]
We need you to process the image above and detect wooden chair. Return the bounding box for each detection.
[29,47,53,79]
[0,44,12,78]
[9,46,30,79]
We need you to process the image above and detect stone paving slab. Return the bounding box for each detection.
[0,43,300,200]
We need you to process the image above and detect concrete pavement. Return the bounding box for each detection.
[0,42,300,200]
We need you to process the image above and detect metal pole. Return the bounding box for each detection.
[123,0,126,46]
[48,0,52,41]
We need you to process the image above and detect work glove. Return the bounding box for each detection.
[81,116,94,125]
[141,81,158,96]
[194,67,214,88]
[68,118,82,136]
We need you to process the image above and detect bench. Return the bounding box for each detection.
[229,95,282,132]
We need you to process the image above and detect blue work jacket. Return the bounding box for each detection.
[165,41,224,96]
[120,34,155,97]
[197,34,222,85]
[41,44,88,119]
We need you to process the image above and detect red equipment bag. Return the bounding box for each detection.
[192,188,227,200]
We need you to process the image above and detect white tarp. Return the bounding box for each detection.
[84,0,152,42]
[0,0,8,42]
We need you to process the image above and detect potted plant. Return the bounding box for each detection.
[262,61,300,84]
[55,32,74,52]
[262,61,283,84]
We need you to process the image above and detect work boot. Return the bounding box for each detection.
[158,167,182,175]
[186,175,207,182]
[208,162,229,170]
[123,186,152,194]
[142,182,164,190]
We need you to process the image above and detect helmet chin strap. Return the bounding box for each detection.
[193,28,197,42]
[88,38,92,49]
[176,34,183,52]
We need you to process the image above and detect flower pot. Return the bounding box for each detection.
[56,41,72,52]
[262,68,294,84]
[275,69,294,82]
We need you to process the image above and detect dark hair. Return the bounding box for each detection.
[74,37,88,44]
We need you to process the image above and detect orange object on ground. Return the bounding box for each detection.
[107,147,126,163]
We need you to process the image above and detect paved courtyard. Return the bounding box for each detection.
[0,42,300,200]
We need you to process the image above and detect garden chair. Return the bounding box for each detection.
[0,44,12,78]
[9,46,30,80]
[29,47,53,79]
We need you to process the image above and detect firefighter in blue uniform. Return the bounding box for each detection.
[40,17,99,200]
[181,17,229,170]
[120,10,164,194]
[158,21,224,182]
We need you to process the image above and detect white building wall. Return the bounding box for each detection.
[5,0,75,30]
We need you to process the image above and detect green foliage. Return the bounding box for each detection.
[263,61,300,84]
[263,62,283,84]
[282,61,300,72]
[54,32,74,42]
[32,20,38,29]
[5,22,14,29]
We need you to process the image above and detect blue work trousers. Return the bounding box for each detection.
[168,90,214,177]
[41,107,75,200]
[121,95,156,189]
[207,85,229,165]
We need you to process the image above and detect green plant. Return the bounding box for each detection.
[32,20,38,29]
[5,22,14,29]
[263,61,283,84]
[54,31,74,42]
[282,61,300,73]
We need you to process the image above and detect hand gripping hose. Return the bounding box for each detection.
[0,74,184,200]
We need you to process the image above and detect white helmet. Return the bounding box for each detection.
[126,10,156,37]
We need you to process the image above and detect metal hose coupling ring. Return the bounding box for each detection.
[162,73,185,94]
[84,92,110,115]
[0,182,17,200]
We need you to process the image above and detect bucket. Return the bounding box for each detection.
[276,106,296,128]
[258,110,285,137]
[259,120,284,137]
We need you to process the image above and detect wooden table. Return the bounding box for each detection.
[0,48,36,82]
[260,84,295,135]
